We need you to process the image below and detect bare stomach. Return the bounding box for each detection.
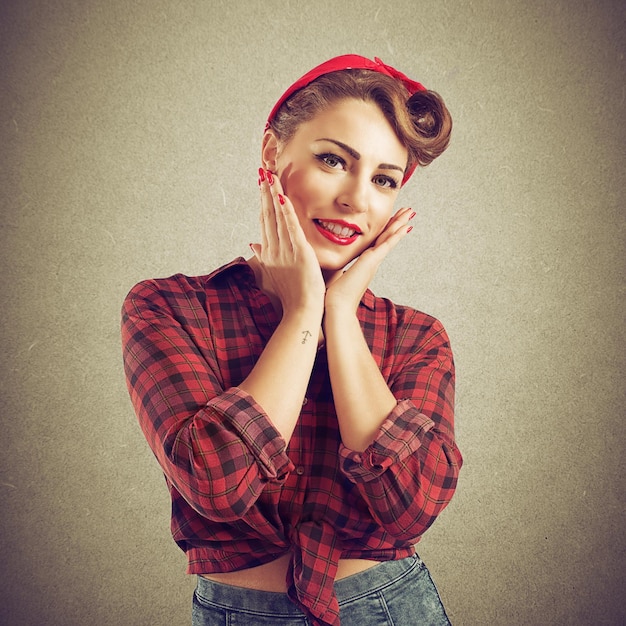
[200,553,378,592]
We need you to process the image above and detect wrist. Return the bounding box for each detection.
[323,304,359,333]
[324,287,361,319]
[281,302,324,326]
[324,299,358,317]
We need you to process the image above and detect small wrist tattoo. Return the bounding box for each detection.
[301,330,312,344]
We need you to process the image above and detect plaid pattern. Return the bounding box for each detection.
[121,258,462,626]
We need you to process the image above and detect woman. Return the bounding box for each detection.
[122,54,462,626]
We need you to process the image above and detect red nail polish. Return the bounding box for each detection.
[258,168,265,182]
[409,211,416,220]
[407,226,413,233]
[278,193,285,205]
[267,171,274,185]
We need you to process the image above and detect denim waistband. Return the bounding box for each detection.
[335,553,421,604]
[194,554,421,615]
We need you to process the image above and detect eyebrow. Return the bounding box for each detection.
[316,138,405,173]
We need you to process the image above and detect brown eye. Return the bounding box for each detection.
[373,175,398,189]
[315,153,346,169]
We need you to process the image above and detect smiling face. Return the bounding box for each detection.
[263,98,409,281]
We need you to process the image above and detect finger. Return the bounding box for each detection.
[272,193,295,255]
[370,221,412,260]
[277,192,308,253]
[260,174,291,260]
[378,215,413,250]
[266,173,308,256]
[362,210,414,266]
[375,207,414,247]
[259,169,279,254]
[249,243,262,260]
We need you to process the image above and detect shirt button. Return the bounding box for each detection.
[302,398,308,406]
[295,466,305,476]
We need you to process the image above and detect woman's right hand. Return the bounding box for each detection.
[243,169,325,441]
[250,168,326,317]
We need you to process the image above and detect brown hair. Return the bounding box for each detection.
[267,69,452,173]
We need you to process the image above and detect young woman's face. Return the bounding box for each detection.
[269,98,408,279]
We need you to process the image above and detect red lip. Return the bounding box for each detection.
[321,219,362,233]
[314,219,362,246]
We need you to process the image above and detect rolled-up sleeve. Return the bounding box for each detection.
[339,316,462,541]
[122,279,294,523]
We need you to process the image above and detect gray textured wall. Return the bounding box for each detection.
[1,1,624,624]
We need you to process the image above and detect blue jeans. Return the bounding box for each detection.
[192,554,451,625]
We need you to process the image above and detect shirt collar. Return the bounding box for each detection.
[360,288,376,311]
[205,257,254,283]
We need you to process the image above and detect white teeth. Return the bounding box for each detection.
[318,220,357,238]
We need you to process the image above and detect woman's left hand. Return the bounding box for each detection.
[324,207,415,314]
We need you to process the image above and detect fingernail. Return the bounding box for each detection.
[267,171,274,185]
[407,226,414,234]
[278,193,285,205]
[409,211,416,220]
[258,168,265,182]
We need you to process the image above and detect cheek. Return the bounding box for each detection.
[281,168,326,212]
[370,205,395,235]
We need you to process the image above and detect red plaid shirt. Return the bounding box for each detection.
[121,258,462,626]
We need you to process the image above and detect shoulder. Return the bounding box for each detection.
[364,289,447,333]
[122,257,252,316]
[363,290,452,352]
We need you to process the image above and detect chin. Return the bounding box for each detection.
[316,251,359,278]
[316,248,351,267]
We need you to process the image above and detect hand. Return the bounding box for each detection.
[325,207,415,314]
[250,169,326,316]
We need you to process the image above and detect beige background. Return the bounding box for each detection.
[1,0,624,624]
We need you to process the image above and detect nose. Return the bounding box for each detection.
[337,175,369,214]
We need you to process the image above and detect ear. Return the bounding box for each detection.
[261,130,280,171]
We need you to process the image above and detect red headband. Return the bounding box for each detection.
[266,54,428,184]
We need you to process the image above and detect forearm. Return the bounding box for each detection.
[122,281,295,521]
[239,306,323,443]
[341,415,462,539]
[324,308,397,451]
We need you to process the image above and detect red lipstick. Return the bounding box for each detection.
[313,219,362,246]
